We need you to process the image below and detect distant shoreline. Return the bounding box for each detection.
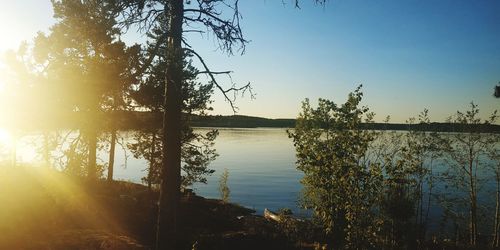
[1,111,499,133]
[190,114,500,133]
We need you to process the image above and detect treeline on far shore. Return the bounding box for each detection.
[3,111,499,133]
[192,114,500,133]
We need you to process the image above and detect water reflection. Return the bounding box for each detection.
[0,128,40,165]
[0,128,305,215]
[1,127,498,225]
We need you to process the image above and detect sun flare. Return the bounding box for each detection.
[0,67,7,93]
[0,128,12,147]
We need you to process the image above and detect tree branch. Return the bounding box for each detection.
[184,48,253,113]
[183,0,248,55]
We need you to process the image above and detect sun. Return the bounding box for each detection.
[0,128,12,147]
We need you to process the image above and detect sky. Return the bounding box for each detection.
[0,0,499,122]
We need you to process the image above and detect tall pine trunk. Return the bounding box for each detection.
[148,130,156,190]
[88,127,98,180]
[107,129,116,181]
[156,1,183,249]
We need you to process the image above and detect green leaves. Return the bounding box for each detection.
[219,168,230,203]
[289,85,382,248]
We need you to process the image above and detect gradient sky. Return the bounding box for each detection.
[0,0,499,122]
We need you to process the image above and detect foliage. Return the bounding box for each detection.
[127,21,217,187]
[440,103,498,246]
[271,208,323,246]
[112,0,259,245]
[286,87,500,248]
[489,138,500,246]
[15,0,142,178]
[128,129,218,188]
[288,86,384,248]
[219,168,230,203]
[36,0,140,115]
[383,109,450,245]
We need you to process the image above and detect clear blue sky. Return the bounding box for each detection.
[0,0,499,122]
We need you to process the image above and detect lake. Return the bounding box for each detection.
[1,128,306,216]
[114,128,306,216]
[2,127,499,226]
[190,128,305,215]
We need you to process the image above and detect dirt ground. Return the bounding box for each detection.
[0,167,309,250]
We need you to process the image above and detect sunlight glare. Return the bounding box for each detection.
[0,66,6,94]
[0,128,12,147]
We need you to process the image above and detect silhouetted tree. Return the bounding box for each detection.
[114,1,251,248]
[1,41,65,167]
[128,24,218,188]
[114,1,326,248]
[33,0,140,179]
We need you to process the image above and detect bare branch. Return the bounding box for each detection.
[184,29,205,34]
[116,0,164,33]
[183,0,248,55]
[196,70,232,75]
[293,0,328,9]
[184,48,253,113]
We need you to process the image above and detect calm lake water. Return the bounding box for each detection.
[2,128,498,225]
[2,128,305,216]
[190,128,305,215]
[117,128,306,216]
